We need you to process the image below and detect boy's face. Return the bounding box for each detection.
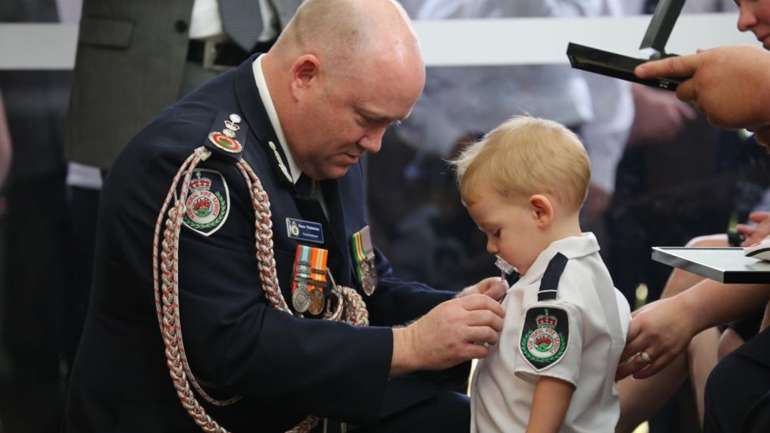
[736,0,770,49]
[465,182,545,276]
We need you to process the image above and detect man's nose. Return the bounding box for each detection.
[358,127,385,154]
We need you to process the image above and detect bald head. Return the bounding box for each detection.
[271,0,423,76]
[261,0,426,181]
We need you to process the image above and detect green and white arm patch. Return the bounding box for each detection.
[179,168,230,237]
[519,306,570,371]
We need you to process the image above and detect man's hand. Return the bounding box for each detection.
[737,211,770,246]
[391,294,505,376]
[628,84,697,145]
[635,46,770,131]
[456,276,507,302]
[615,296,697,380]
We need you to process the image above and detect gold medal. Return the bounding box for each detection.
[308,289,325,316]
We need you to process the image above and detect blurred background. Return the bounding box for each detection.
[0,1,766,432]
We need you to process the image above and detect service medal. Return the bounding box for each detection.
[292,284,311,313]
[291,244,329,314]
[307,289,325,316]
[351,226,377,296]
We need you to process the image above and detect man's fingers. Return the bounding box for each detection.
[675,78,697,103]
[480,277,508,301]
[635,54,699,80]
[463,342,490,360]
[459,294,505,318]
[465,326,500,346]
[466,310,505,332]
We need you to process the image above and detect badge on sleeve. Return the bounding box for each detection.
[180,169,230,237]
[351,226,377,296]
[519,307,569,371]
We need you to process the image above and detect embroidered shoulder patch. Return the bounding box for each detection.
[519,306,569,371]
[179,168,230,237]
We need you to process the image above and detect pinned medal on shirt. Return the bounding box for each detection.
[205,113,247,161]
[291,244,329,315]
[178,168,230,237]
[520,307,569,371]
[351,226,377,296]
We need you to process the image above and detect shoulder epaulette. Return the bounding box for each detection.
[538,253,568,301]
[204,112,248,161]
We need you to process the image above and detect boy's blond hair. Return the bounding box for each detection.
[452,116,591,212]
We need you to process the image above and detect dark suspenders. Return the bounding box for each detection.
[538,252,568,301]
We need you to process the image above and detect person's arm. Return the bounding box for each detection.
[390,293,505,376]
[617,280,770,379]
[526,376,575,433]
[634,46,770,132]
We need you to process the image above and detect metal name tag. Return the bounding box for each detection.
[286,217,324,244]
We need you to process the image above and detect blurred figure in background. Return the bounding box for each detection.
[368,0,632,291]
[608,0,765,307]
[0,0,71,431]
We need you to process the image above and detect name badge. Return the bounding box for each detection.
[286,217,324,244]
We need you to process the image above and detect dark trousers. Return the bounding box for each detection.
[704,327,770,433]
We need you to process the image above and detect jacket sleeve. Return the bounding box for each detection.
[365,247,456,327]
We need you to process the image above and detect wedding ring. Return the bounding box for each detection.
[638,351,652,364]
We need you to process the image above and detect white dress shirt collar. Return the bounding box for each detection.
[252,54,302,184]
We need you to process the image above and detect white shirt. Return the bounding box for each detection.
[189,0,282,42]
[252,54,302,184]
[471,233,631,433]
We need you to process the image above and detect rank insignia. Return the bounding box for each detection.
[179,169,230,237]
[519,307,569,371]
[204,112,247,160]
[351,226,377,296]
[291,245,329,315]
[208,131,242,154]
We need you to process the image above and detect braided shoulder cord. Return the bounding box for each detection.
[152,146,370,433]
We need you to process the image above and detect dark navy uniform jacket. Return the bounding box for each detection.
[65,55,456,433]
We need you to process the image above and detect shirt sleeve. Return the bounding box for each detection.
[513,300,584,386]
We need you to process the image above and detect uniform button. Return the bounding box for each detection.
[174,20,189,33]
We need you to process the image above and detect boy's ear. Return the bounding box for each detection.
[529,194,553,228]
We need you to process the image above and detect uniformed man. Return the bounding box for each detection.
[63,0,506,432]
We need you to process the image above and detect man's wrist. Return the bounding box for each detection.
[390,326,420,377]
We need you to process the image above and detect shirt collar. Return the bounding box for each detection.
[252,54,302,184]
[517,233,601,285]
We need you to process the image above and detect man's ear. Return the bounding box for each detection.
[289,54,321,99]
[529,194,553,228]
